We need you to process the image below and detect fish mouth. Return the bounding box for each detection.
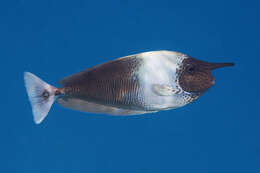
[207,62,234,87]
[210,78,215,85]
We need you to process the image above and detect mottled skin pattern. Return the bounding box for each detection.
[59,55,146,110]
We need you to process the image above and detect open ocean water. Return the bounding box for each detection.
[0,0,260,172]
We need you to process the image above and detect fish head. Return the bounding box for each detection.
[178,57,234,94]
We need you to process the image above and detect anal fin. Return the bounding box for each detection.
[57,97,152,116]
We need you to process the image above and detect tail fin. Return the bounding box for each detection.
[24,72,57,124]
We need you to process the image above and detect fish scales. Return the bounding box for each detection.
[61,55,146,110]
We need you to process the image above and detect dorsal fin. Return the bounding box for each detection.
[59,69,91,87]
[59,54,140,87]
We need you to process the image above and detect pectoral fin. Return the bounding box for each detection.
[152,84,181,96]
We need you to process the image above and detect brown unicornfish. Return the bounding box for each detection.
[24,50,234,124]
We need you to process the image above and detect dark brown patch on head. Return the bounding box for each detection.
[178,57,234,93]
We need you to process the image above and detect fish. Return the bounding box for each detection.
[24,50,234,124]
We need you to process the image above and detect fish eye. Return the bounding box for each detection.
[187,66,195,73]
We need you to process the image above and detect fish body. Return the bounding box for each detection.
[58,51,196,112]
[24,50,234,124]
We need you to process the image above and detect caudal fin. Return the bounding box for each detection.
[24,72,57,124]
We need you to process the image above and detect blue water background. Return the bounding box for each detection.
[1,0,260,172]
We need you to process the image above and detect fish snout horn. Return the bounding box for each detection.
[207,62,235,70]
